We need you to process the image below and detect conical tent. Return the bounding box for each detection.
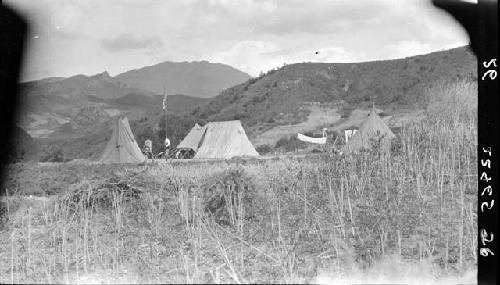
[177,123,207,152]
[342,106,395,154]
[178,120,259,159]
[99,116,146,163]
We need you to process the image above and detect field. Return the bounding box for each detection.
[0,81,477,284]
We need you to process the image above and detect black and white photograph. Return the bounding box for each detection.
[0,0,492,284]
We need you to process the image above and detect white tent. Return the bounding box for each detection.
[342,106,395,154]
[178,120,259,159]
[99,116,146,164]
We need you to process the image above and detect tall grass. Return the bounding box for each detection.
[0,80,477,283]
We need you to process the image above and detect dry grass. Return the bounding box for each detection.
[1,80,477,284]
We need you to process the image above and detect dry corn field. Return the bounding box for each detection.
[1,81,478,284]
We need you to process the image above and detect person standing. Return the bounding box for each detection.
[144,139,153,159]
[164,137,171,160]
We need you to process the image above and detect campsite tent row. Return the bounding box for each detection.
[99,117,259,164]
[99,106,394,163]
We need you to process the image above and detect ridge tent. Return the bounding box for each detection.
[99,116,146,164]
[342,106,395,154]
[195,120,259,159]
[177,123,207,152]
[178,120,259,159]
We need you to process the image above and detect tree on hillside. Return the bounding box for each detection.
[157,114,196,148]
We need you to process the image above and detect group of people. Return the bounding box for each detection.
[142,137,170,160]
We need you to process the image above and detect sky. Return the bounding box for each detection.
[6,0,472,81]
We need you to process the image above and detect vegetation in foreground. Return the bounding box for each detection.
[0,80,477,284]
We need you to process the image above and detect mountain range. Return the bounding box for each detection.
[18,61,245,139]
[14,46,476,161]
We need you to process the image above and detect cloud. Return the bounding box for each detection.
[387,40,434,59]
[101,34,163,52]
[207,40,281,76]
[6,0,470,81]
[207,40,367,76]
[255,0,386,35]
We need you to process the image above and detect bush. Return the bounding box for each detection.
[256,144,273,155]
[40,144,69,163]
[202,167,265,226]
[275,135,304,152]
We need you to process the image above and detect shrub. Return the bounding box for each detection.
[202,167,265,226]
[40,144,69,163]
[275,135,304,152]
[256,144,273,155]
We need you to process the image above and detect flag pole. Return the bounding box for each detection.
[163,86,167,140]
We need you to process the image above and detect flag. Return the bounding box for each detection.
[162,92,167,111]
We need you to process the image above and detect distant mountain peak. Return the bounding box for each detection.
[91,71,112,81]
[97,71,110,77]
[114,61,251,97]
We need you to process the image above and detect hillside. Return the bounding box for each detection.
[100,94,210,115]
[17,60,246,139]
[114,61,251,98]
[49,105,111,139]
[18,72,155,137]
[20,71,152,101]
[5,126,39,162]
[18,72,209,139]
[189,46,476,144]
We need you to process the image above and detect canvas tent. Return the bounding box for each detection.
[178,120,259,159]
[342,106,395,154]
[99,116,146,164]
[177,123,207,152]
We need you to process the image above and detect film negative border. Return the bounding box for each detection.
[478,1,498,285]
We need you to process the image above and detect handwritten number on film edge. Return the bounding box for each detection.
[481,200,495,212]
[481,229,494,246]
[481,185,493,196]
[482,147,492,156]
[480,172,492,182]
[482,59,497,81]
[480,145,494,258]
[481,158,491,169]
